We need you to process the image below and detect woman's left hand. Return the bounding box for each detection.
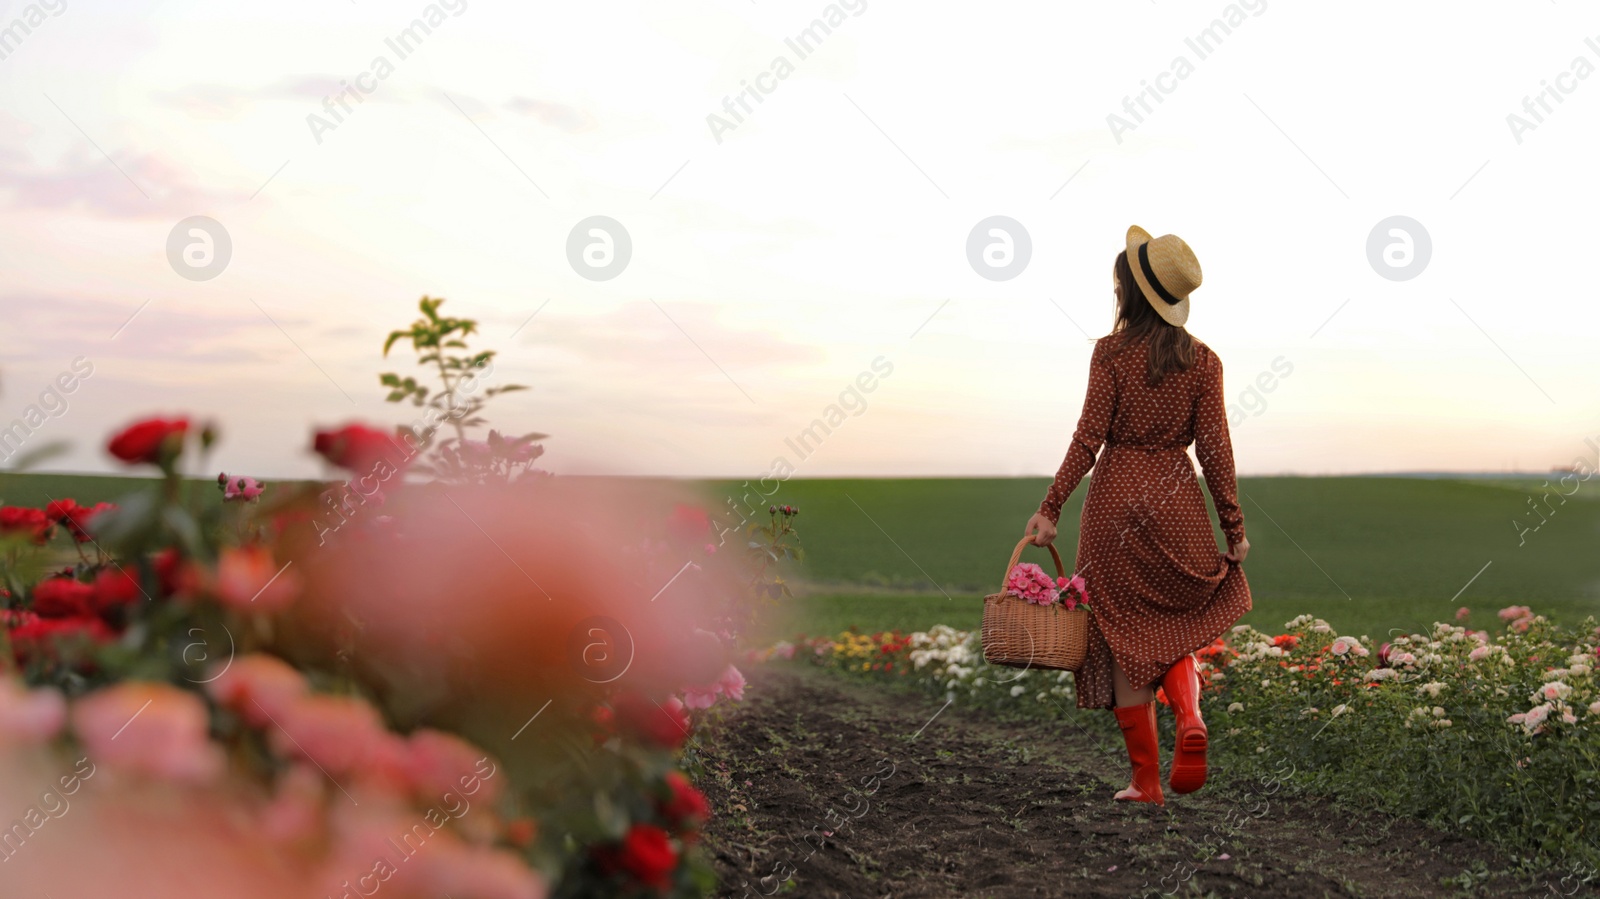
[1024,513,1057,546]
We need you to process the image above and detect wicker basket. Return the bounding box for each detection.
[980,537,1090,672]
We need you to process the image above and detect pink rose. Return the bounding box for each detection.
[266,693,389,776]
[407,833,547,899]
[0,679,67,744]
[259,764,327,845]
[206,653,308,727]
[405,729,503,805]
[219,474,265,502]
[680,685,720,710]
[73,682,223,783]
[716,664,746,702]
[211,545,300,612]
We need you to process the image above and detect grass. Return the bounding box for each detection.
[8,470,1597,643]
[699,475,1600,642]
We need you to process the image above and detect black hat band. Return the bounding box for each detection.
[1138,242,1184,306]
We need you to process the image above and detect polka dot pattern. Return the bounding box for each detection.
[1037,336,1251,710]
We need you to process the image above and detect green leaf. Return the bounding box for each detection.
[161,505,206,559]
[382,331,410,357]
[91,491,159,548]
[378,372,402,387]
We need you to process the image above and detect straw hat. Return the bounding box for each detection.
[1125,225,1202,328]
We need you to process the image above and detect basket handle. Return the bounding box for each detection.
[1001,536,1066,591]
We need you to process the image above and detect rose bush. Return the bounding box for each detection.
[755,607,1600,875]
[0,298,793,897]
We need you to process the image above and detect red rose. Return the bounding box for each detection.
[8,614,114,666]
[1272,634,1299,650]
[504,817,538,848]
[46,500,116,543]
[312,423,409,473]
[613,693,691,749]
[597,824,677,891]
[0,506,52,544]
[92,567,144,611]
[43,498,80,520]
[31,577,95,618]
[107,417,190,465]
[150,548,202,598]
[659,771,711,832]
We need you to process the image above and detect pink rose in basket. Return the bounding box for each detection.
[1005,563,1058,606]
[1056,574,1089,611]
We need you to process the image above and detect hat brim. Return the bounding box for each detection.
[1125,225,1190,328]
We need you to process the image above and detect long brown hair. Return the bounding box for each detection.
[1110,248,1195,387]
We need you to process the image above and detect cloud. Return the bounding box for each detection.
[517,301,823,376]
[152,79,593,136]
[0,145,245,219]
[503,96,595,133]
[0,293,299,366]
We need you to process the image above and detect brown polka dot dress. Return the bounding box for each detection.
[1037,335,1251,710]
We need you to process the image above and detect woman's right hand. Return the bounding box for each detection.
[1226,537,1250,563]
[1024,513,1057,546]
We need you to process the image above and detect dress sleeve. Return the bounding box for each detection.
[1037,341,1116,524]
[1193,349,1246,546]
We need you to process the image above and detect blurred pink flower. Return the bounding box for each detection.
[213,545,300,612]
[73,682,223,783]
[0,679,67,744]
[717,664,746,702]
[267,693,394,778]
[1468,646,1491,662]
[207,653,308,727]
[681,664,747,710]
[259,764,326,845]
[1454,606,1470,622]
[408,833,547,899]
[406,729,503,806]
[1497,605,1532,622]
[680,684,720,710]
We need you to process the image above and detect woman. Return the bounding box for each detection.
[1023,225,1251,806]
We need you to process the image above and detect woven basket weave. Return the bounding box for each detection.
[980,537,1089,672]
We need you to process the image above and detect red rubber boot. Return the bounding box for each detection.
[1162,654,1208,794]
[1111,701,1165,805]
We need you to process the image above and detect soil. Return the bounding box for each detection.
[695,663,1592,899]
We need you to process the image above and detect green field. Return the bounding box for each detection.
[7,471,1598,644]
[702,476,1600,642]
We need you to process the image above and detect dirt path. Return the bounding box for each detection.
[696,664,1583,899]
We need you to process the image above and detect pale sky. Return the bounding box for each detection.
[1,0,1597,479]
